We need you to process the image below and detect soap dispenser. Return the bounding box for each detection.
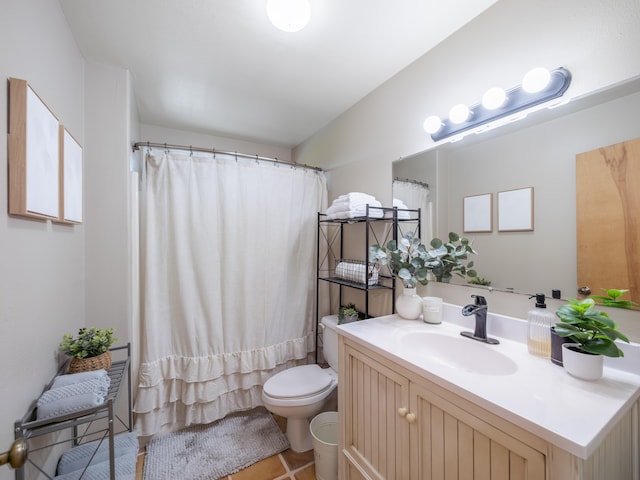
[527,293,554,358]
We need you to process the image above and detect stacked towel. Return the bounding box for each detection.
[335,261,379,286]
[392,198,411,219]
[54,453,137,480]
[326,192,383,219]
[57,432,139,477]
[37,370,111,420]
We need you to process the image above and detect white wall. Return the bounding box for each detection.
[295,0,640,320]
[0,1,85,478]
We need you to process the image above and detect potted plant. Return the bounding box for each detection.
[590,288,638,310]
[338,303,359,324]
[554,298,629,380]
[426,232,478,283]
[60,327,118,373]
[370,231,429,319]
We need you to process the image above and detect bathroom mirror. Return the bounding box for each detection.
[393,77,640,302]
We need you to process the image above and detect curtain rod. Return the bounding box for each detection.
[394,177,429,188]
[132,141,323,172]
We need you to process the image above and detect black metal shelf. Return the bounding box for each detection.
[315,205,420,361]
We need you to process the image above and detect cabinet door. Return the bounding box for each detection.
[341,343,410,480]
[409,381,546,480]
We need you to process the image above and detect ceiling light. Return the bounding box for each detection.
[424,67,571,142]
[423,115,443,134]
[522,67,551,93]
[449,104,471,124]
[266,0,311,32]
[482,87,507,110]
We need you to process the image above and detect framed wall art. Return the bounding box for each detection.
[8,78,60,220]
[58,127,83,224]
[463,193,493,233]
[498,187,534,231]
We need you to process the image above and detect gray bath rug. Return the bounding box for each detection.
[143,407,290,480]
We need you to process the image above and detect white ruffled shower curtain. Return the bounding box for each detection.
[134,151,327,437]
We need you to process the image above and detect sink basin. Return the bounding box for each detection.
[400,331,518,376]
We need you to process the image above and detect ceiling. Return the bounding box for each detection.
[59,0,497,148]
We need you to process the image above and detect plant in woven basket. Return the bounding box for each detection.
[60,327,117,373]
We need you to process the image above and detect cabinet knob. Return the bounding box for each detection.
[405,413,417,424]
[398,407,407,417]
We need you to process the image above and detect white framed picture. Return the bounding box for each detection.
[498,187,534,231]
[463,193,492,233]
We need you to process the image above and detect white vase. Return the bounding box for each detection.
[396,287,422,320]
[561,343,604,381]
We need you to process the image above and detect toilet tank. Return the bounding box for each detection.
[321,315,339,371]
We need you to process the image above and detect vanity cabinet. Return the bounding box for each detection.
[340,339,545,480]
[339,334,640,480]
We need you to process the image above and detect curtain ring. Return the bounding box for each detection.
[164,143,168,153]
[189,146,193,157]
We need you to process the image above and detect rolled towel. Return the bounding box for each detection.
[38,379,110,407]
[54,452,137,480]
[335,261,379,285]
[37,393,105,420]
[57,432,138,475]
[51,370,110,390]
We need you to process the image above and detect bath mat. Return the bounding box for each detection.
[142,407,289,480]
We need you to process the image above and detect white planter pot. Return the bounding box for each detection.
[561,343,604,381]
[396,287,422,320]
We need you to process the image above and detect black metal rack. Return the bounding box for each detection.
[13,344,132,480]
[315,205,420,359]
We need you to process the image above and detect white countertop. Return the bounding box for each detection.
[336,305,640,459]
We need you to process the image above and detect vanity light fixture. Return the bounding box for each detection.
[266,0,311,32]
[424,67,572,142]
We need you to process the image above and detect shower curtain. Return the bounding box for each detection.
[134,151,327,437]
[393,179,432,242]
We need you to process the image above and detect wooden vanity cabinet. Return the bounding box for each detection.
[339,338,546,480]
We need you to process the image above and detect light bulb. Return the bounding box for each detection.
[522,67,551,93]
[449,104,471,124]
[423,115,443,134]
[482,87,507,110]
[266,0,311,32]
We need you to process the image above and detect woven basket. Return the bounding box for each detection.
[67,350,112,374]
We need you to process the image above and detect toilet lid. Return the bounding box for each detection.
[263,364,333,399]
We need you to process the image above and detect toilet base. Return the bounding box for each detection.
[286,416,314,452]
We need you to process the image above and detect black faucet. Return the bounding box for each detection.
[460,295,499,344]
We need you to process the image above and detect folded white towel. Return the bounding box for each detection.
[326,199,382,215]
[37,393,105,420]
[335,262,379,285]
[336,192,376,202]
[327,206,384,220]
[57,432,139,475]
[51,370,110,390]
[391,198,411,219]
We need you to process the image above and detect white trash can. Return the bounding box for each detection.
[310,411,338,480]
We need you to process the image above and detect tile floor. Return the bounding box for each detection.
[135,414,317,480]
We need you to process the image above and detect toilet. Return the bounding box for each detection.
[262,315,339,452]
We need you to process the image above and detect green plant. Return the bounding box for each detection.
[426,232,478,283]
[468,276,491,286]
[369,231,429,288]
[590,288,638,310]
[338,303,359,324]
[60,327,117,359]
[554,298,629,357]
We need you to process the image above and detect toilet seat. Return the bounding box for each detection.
[263,364,333,399]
